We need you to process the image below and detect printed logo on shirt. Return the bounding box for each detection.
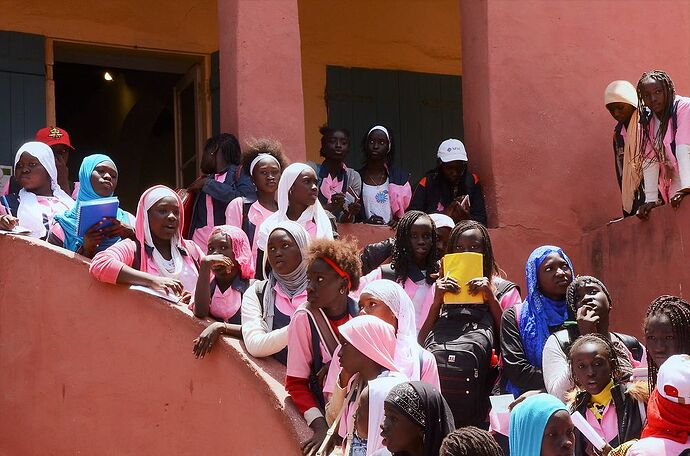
[376,189,389,203]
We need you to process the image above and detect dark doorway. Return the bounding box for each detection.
[54,62,182,211]
[326,66,463,184]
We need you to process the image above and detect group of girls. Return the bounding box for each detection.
[2,119,689,456]
[604,70,690,219]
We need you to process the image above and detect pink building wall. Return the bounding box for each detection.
[460,0,690,301]
[0,235,308,455]
[217,0,307,162]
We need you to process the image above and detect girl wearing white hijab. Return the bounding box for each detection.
[255,163,335,276]
[0,142,74,238]
[90,185,204,299]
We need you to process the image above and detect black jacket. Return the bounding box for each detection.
[409,169,487,225]
[571,383,646,456]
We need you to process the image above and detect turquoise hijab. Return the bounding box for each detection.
[54,154,128,252]
[509,393,569,456]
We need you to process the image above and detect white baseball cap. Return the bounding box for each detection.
[657,354,690,404]
[437,139,468,163]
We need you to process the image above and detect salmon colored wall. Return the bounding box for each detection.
[218,0,307,162]
[460,0,690,305]
[0,235,307,455]
[298,0,462,161]
[0,0,218,54]
[581,205,690,340]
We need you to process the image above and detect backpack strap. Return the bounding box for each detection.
[380,264,396,282]
[494,278,519,302]
[254,280,268,318]
[306,313,326,410]
[612,332,644,362]
[304,306,339,356]
[241,199,256,246]
[670,99,680,157]
[553,326,580,356]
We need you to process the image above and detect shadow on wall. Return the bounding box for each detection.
[0,235,307,455]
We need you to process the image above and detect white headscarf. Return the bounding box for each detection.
[256,163,333,251]
[142,187,185,280]
[13,141,74,238]
[361,279,421,382]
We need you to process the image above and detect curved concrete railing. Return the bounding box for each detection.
[0,234,309,455]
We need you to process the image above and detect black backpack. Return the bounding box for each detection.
[424,303,495,427]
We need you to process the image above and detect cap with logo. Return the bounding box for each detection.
[35,127,74,150]
[657,354,690,405]
[437,138,467,163]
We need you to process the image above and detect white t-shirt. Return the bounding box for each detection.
[362,179,392,223]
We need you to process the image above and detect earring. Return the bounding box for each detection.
[340,289,345,295]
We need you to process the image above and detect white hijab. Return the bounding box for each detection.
[256,163,333,251]
[361,279,422,382]
[14,141,74,238]
[142,187,184,279]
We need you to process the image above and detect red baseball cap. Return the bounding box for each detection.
[35,126,74,150]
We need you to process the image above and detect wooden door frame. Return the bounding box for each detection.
[45,39,212,187]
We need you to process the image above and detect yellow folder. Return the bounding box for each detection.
[442,252,485,304]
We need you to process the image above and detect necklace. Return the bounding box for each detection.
[364,169,387,186]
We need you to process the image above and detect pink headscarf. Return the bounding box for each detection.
[209,225,255,279]
[339,315,398,373]
[361,279,421,381]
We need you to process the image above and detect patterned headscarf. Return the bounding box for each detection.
[385,381,455,456]
[518,246,574,369]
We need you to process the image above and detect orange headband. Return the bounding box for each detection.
[322,256,352,290]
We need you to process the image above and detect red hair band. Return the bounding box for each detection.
[322,256,352,290]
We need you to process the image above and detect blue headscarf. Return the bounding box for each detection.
[506,245,574,396]
[509,393,568,456]
[54,154,128,253]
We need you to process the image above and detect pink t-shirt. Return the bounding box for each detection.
[89,238,203,293]
[208,285,242,321]
[192,172,227,248]
[627,436,690,455]
[585,401,621,446]
[225,197,275,262]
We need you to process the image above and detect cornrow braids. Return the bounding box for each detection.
[439,426,503,456]
[569,333,624,387]
[565,276,612,315]
[447,220,500,278]
[644,295,690,391]
[390,211,438,285]
[636,70,677,165]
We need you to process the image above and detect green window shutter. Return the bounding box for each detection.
[0,31,46,166]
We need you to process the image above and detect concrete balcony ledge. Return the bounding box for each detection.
[0,234,308,455]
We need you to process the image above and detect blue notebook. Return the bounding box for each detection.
[77,197,119,236]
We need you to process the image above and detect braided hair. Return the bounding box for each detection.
[565,276,612,315]
[439,426,503,456]
[644,295,690,390]
[390,210,438,285]
[569,333,625,388]
[636,70,677,165]
[204,133,241,166]
[447,220,500,278]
